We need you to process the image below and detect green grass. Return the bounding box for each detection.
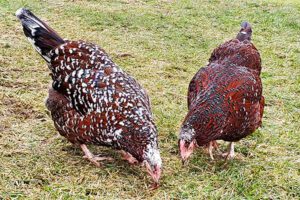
[0,0,299,199]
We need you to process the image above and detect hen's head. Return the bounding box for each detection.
[237,21,252,42]
[122,110,162,186]
[179,123,198,165]
[143,144,162,185]
[130,123,162,185]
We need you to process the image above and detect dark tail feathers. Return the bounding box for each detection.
[16,8,64,62]
[236,21,252,42]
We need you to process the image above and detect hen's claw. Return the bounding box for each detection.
[149,182,160,190]
[80,144,113,167]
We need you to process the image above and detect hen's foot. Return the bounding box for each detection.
[222,142,235,160]
[80,144,114,167]
[149,182,160,190]
[120,150,138,165]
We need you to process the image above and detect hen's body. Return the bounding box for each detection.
[180,22,264,161]
[187,63,264,145]
[46,41,154,161]
[16,8,161,185]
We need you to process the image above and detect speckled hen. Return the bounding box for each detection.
[179,22,264,162]
[16,8,162,185]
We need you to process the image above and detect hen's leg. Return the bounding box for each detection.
[222,142,235,160]
[211,140,219,150]
[205,140,219,160]
[80,144,114,167]
[208,141,215,160]
[120,150,138,164]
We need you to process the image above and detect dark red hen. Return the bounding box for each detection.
[180,22,264,162]
[16,8,162,185]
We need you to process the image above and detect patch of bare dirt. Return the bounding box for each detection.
[0,95,45,120]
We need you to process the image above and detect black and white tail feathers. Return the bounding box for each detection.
[236,21,252,42]
[16,8,65,62]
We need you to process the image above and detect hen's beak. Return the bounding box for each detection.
[179,139,197,166]
[144,161,161,184]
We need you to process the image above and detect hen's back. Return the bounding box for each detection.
[209,40,261,74]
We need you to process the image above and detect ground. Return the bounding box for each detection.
[0,0,299,199]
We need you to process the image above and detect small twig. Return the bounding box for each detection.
[116,53,134,58]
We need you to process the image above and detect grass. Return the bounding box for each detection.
[0,0,299,199]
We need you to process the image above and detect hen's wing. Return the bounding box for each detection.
[48,41,150,116]
[58,67,150,116]
[187,67,210,109]
[219,66,263,141]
